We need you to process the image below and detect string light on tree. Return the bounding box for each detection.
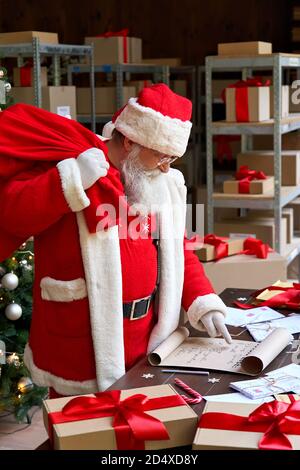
[5,302,22,321]
[2,272,19,290]
[17,377,34,394]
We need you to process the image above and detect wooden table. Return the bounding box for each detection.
[37,288,297,450]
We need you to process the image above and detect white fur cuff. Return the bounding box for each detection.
[187,293,228,330]
[57,158,90,212]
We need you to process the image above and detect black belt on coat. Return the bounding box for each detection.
[123,237,160,320]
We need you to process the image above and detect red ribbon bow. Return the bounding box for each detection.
[48,389,186,450]
[235,165,267,193]
[234,282,300,311]
[213,135,241,164]
[222,77,271,122]
[187,234,270,261]
[198,399,300,450]
[97,28,129,63]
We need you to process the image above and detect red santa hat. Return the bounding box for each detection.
[102,83,192,157]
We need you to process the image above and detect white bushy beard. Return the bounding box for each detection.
[120,144,163,216]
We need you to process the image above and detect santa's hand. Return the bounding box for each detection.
[200,311,232,344]
[77,148,109,190]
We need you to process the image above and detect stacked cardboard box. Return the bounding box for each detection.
[76,86,136,115]
[11,86,77,120]
[217,41,272,56]
[0,31,59,44]
[84,36,142,65]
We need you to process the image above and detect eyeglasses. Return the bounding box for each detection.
[156,156,179,167]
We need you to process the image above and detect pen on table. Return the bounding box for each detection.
[161,369,209,376]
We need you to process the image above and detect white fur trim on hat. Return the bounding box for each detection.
[187,293,228,331]
[114,98,192,157]
[102,121,115,139]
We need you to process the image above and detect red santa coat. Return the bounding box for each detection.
[0,105,227,394]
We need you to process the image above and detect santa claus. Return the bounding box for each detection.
[0,83,231,397]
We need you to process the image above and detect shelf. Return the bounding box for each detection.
[0,43,92,57]
[212,186,300,209]
[206,53,300,70]
[68,63,169,74]
[77,114,112,124]
[211,114,300,135]
[284,236,300,264]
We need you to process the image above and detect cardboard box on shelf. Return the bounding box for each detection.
[194,237,245,262]
[170,80,187,97]
[270,85,289,118]
[253,130,300,151]
[193,399,299,450]
[248,208,294,244]
[202,252,287,294]
[142,58,181,66]
[214,218,287,253]
[0,31,59,44]
[84,37,142,65]
[76,86,136,115]
[287,197,300,231]
[43,384,198,450]
[225,87,270,122]
[223,176,274,195]
[217,41,272,56]
[13,66,48,87]
[11,86,77,120]
[237,150,300,186]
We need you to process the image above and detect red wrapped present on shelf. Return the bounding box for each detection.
[193,397,300,450]
[224,77,271,122]
[43,384,198,450]
[189,234,271,262]
[223,165,274,194]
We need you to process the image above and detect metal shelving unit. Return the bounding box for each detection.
[205,53,300,263]
[67,62,169,125]
[0,38,95,130]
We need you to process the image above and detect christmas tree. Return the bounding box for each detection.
[0,68,48,422]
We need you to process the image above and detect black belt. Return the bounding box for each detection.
[123,237,160,321]
[123,290,157,320]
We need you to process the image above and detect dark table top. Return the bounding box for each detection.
[37,288,297,450]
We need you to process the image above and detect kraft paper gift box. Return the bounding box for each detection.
[223,176,274,194]
[84,36,142,65]
[218,41,272,56]
[237,150,300,186]
[13,66,48,87]
[270,85,289,118]
[11,86,77,120]
[226,86,270,122]
[214,218,287,253]
[202,252,287,294]
[76,86,136,115]
[287,197,300,230]
[193,236,245,262]
[248,209,294,244]
[43,384,198,450]
[0,31,58,44]
[193,399,300,450]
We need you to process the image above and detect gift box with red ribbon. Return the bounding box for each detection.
[191,234,271,262]
[43,384,198,450]
[85,29,142,65]
[225,77,270,122]
[13,66,48,87]
[193,397,300,450]
[234,280,300,311]
[223,165,274,194]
